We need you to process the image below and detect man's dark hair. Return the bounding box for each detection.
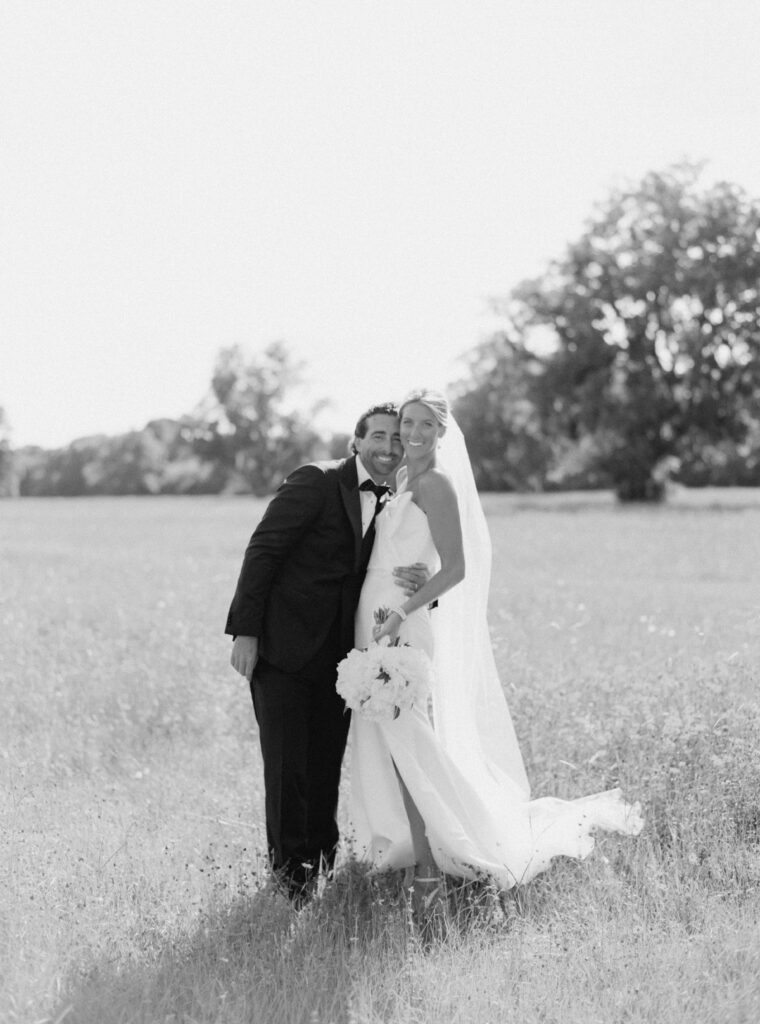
[351,403,399,454]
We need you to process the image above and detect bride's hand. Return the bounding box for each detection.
[372,611,402,644]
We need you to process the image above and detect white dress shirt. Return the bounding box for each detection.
[356,457,391,536]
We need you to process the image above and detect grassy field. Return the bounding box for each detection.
[2,490,760,1024]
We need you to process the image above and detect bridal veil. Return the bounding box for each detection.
[432,416,531,800]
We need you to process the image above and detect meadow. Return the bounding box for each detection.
[2,490,759,1024]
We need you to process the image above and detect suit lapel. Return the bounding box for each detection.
[338,457,363,570]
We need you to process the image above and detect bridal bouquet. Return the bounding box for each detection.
[336,609,433,721]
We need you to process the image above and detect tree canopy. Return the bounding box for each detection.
[454,163,760,499]
[185,341,325,496]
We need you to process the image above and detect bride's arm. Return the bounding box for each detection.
[373,470,464,642]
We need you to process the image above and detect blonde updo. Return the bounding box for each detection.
[398,388,449,428]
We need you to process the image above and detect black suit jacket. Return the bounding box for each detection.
[225,456,368,673]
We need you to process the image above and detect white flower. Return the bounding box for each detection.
[336,640,433,721]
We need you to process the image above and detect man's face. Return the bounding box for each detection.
[354,414,403,483]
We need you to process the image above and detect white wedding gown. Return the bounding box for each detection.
[347,485,643,889]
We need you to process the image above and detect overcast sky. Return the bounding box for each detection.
[3,0,760,448]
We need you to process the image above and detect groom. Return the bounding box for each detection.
[226,402,421,903]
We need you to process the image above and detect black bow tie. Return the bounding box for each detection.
[360,479,391,519]
[359,480,391,499]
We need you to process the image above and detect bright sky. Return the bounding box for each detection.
[2,0,760,448]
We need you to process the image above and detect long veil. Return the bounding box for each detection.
[432,416,531,799]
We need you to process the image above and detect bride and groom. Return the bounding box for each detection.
[226,389,642,906]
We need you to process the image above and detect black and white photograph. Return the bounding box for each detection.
[2,2,759,1022]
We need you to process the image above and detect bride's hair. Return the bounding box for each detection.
[399,388,449,428]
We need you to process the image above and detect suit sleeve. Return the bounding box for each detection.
[224,465,327,637]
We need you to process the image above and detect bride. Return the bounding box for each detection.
[347,388,643,895]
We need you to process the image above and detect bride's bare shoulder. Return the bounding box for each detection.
[415,467,457,505]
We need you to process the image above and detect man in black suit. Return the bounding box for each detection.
[226,403,422,903]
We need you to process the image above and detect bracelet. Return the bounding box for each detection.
[392,606,408,621]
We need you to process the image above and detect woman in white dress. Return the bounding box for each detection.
[348,388,643,898]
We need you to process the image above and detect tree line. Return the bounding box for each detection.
[3,163,760,501]
[3,343,346,498]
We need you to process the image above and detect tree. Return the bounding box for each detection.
[13,345,331,497]
[0,406,15,496]
[16,422,227,496]
[187,341,325,495]
[451,335,552,490]
[460,163,760,499]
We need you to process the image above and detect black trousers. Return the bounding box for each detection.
[250,620,351,892]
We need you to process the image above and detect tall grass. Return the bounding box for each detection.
[2,490,759,1023]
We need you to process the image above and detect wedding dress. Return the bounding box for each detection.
[347,438,643,888]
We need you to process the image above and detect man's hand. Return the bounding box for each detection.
[231,636,259,681]
[392,562,429,597]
